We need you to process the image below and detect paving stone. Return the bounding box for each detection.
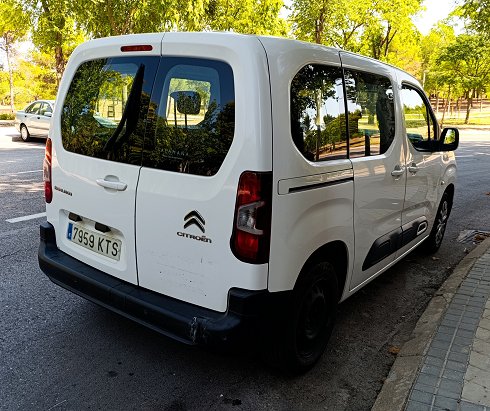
[442,319,460,329]
[461,317,481,326]
[428,347,450,360]
[479,318,490,332]
[417,373,439,388]
[409,389,434,405]
[472,339,490,358]
[465,306,484,314]
[459,400,486,411]
[459,322,479,332]
[463,310,483,320]
[425,356,445,368]
[434,333,453,343]
[436,388,461,400]
[454,336,473,347]
[465,365,490,388]
[439,378,463,393]
[446,360,468,373]
[482,309,490,319]
[456,329,476,340]
[475,327,490,342]
[449,344,470,355]
[439,325,458,336]
[405,400,432,411]
[462,381,490,407]
[421,364,442,377]
[469,351,490,372]
[433,395,459,411]
[448,351,469,364]
[432,339,451,351]
[442,368,465,383]
[413,382,438,395]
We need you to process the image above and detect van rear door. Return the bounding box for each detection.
[135,34,271,312]
[49,37,161,285]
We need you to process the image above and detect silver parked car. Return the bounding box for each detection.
[15,100,55,141]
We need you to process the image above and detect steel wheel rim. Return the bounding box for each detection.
[297,280,330,356]
[435,200,448,246]
[21,126,28,141]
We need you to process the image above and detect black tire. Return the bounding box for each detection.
[20,124,31,142]
[265,262,338,374]
[423,192,451,254]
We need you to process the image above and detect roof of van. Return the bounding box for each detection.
[77,31,421,85]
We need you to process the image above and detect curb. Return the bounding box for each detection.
[371,237,490,411]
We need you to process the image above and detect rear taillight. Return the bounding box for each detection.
[43,138,52,203]
[231,171,272,264]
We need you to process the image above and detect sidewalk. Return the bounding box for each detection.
[373,238,490,411]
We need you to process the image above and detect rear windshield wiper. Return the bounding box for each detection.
[103,64,145,154]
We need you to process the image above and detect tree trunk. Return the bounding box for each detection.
[441,85,451,128]
[4,34,15,113]
[465,94,472,124]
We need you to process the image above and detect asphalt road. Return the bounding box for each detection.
[1,126,489,411]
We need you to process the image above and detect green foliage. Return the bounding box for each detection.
[72,0,287,38]
[27,0,86,82]
[461,0,490,38]
[290,0,422,62]
[0,113,15,120]
[436,34,490,123]
[436,35,490,95]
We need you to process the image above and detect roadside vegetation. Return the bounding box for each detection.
[0,0,489,125]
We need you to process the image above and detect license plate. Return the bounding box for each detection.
[67,222,122,261]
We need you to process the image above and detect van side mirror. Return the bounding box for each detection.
[440,127,459,151]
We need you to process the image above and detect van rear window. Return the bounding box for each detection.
[61,56,159,164]
[142,58,235,177]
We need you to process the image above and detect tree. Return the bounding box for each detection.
[0,0,30,112]
[204,0,287,35]
[290,0,422,61]
[73,0,287,38]
[290,0,373,48]
[72,0,176,37]
[28,0,85,84]
[436,35,490,123]
[461,0,490,38]
[360,0,422,61]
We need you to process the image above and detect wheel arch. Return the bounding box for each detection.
[294,240,349,302]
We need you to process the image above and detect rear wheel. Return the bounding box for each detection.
[423,192,450,253]
[20,124,30,142]
[266,262,338,374]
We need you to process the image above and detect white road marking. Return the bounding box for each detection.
[3,169,43,177]
[6,212,46,223]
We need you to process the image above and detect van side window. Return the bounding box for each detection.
[401,85,438,150]
[290,64,347,162]
[344,70,395,158]
[143,58,235,177]
[61,56,159,164]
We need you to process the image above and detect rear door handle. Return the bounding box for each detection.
[391,166,405,178]
[96,179,127,191]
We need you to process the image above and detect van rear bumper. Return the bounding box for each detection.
[38,222,284,347]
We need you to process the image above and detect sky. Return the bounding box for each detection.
[412,0,459,35]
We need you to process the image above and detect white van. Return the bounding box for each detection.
[38,32,459,372]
